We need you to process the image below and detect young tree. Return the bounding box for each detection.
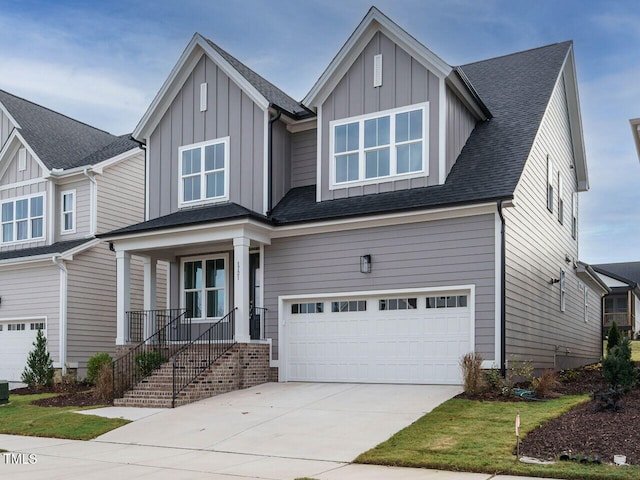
[21,328,54,389]
[603,336,636,391]
[606,321,621,355]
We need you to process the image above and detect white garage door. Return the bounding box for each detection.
[283,290,473,385]
[0,320,44,382]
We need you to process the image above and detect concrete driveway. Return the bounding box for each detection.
[97,382,460,463]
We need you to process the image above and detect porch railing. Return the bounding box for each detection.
[250,306,267,340]
[126,309,187,344]
[172,308,236,407]
[113,310,190,399]
[603,312,632,328]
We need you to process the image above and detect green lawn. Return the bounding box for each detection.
[632,341,640,361]
[0,393,129,440]
[356,395,640,480]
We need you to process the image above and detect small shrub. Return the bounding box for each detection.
[606,322,621,355]
[483,366,504,391]
[95,363,114,404]
[460,352,484,395]
[134,350,167,377]
[559,368,579,383]
[86,353,113,385]
[21,329,54,389]
[602,336,636,390]
[532,369,559,397]
[57,363,78,391]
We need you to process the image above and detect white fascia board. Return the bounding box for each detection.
[303,7,452,107]
[562,47,588,191]
[576,262,611,295]
[59,238,101,261]
[0,254,54,268]
[630,118,640,162]
[0,131,50,180]
[270,202,497,239]
[133,34,269,141]
[0,100,21,129]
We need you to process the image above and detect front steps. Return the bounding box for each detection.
[114,343,271,408]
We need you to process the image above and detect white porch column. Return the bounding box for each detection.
[143,256,157,338]
[233,236,251,343]
[116,250,131,345]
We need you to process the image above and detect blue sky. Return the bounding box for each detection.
[0,0,638,263]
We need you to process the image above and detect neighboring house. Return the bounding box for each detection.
[593,262,640,338]
[0,89,156,381]
[102,7,608,388]
[630,118,640,161]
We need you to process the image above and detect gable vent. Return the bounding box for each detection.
[18,148,27,171]
[373,54,382,87]
[200,82,208,112]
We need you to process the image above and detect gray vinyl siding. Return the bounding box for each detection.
[504,73,601,370]
[264,214,496,360]
[271,120,291,209]
[0,144,42,185]
[290,129,316,188]
[147,54,266,219]
[0,263,60,364]
[446,88,476,176]
[0,108,14,147]
[320,31,441,201]
[55,179,91,241]
[96,152,145,234]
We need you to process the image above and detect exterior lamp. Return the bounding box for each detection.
[360,255,372,274]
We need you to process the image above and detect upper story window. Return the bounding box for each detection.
[557,173,564,225]
[330,103,428,189]
[61,190,76,234]
[1,194,45,244]
[571,192,578,239]
[178,137,229,207]
[546,155,554,213]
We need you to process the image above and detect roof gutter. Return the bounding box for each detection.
[52,255,68,375]
[266,108,282,215]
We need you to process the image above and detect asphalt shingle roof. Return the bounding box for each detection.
[0,90,139,170]
[204,38,310,118]
[0,238,92,261]
[593,262,640,287]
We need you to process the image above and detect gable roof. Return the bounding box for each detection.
[0,90,138,171]
[593,262,640,287]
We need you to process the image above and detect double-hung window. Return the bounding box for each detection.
[182,255,227,322]
[179,137,229,206]
[1,194,44,244]
[331,103,428,188]
[61,190,75,234]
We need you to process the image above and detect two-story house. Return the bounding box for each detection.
[0,90,159,381]
[103,7,608,398]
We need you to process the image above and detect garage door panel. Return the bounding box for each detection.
[0,321,42,382]
[285,292,472,385]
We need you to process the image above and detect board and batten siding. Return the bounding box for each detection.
[504,73,601,370]
[270,120,291,209]
[290,129,316,188]
[0,264,60,363]
[446,87,477,176]
[147,54,265,219]
[96,152,145,234]
[320,31,441,201]
[0,143,43,186]
[264,214,496,360]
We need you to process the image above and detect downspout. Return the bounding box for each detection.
[83,168,97,235]
[266,109,282,215]
[497,200,506,377]
[52,255,68,375]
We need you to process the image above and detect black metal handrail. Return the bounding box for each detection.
[126,309,187,343]
[172,308,237,407]
[113,310,190,400]
[250,306,268,340]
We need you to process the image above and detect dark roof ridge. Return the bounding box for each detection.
[0,88,114,136]
[459,40,572,68]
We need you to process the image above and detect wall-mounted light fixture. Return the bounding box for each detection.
[549,277,560,285]
[360,255,372,274]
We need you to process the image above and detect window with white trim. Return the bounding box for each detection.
[8,323,25,331]
[179,137,229,206]
[546,155,554,212]
[426,295,468,308]
[1,194,45,244]
[560,270,566,312]
[330,103,428,188]
[557,173,564,224]
[571,192,578,239]
[291,302,324,314]
[30,322,45,330]
[61,190,75,234]
[379,298,417,310]
[182,256,227,321]
[583,286,589,323]
[331,300,367,312]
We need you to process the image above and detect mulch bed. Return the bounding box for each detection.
[456,364,640,465]
[11,383,107,408]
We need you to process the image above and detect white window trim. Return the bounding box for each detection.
[328,102,429,190]
[180,253,229,324]
[178,137,230,208]
[546,155,554,213]
[60,189,76,235]
[584,287,589,323]
[560,269,566,312]
[1,192,46,245]
[571,192,578,239]
[557,173,564,225]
